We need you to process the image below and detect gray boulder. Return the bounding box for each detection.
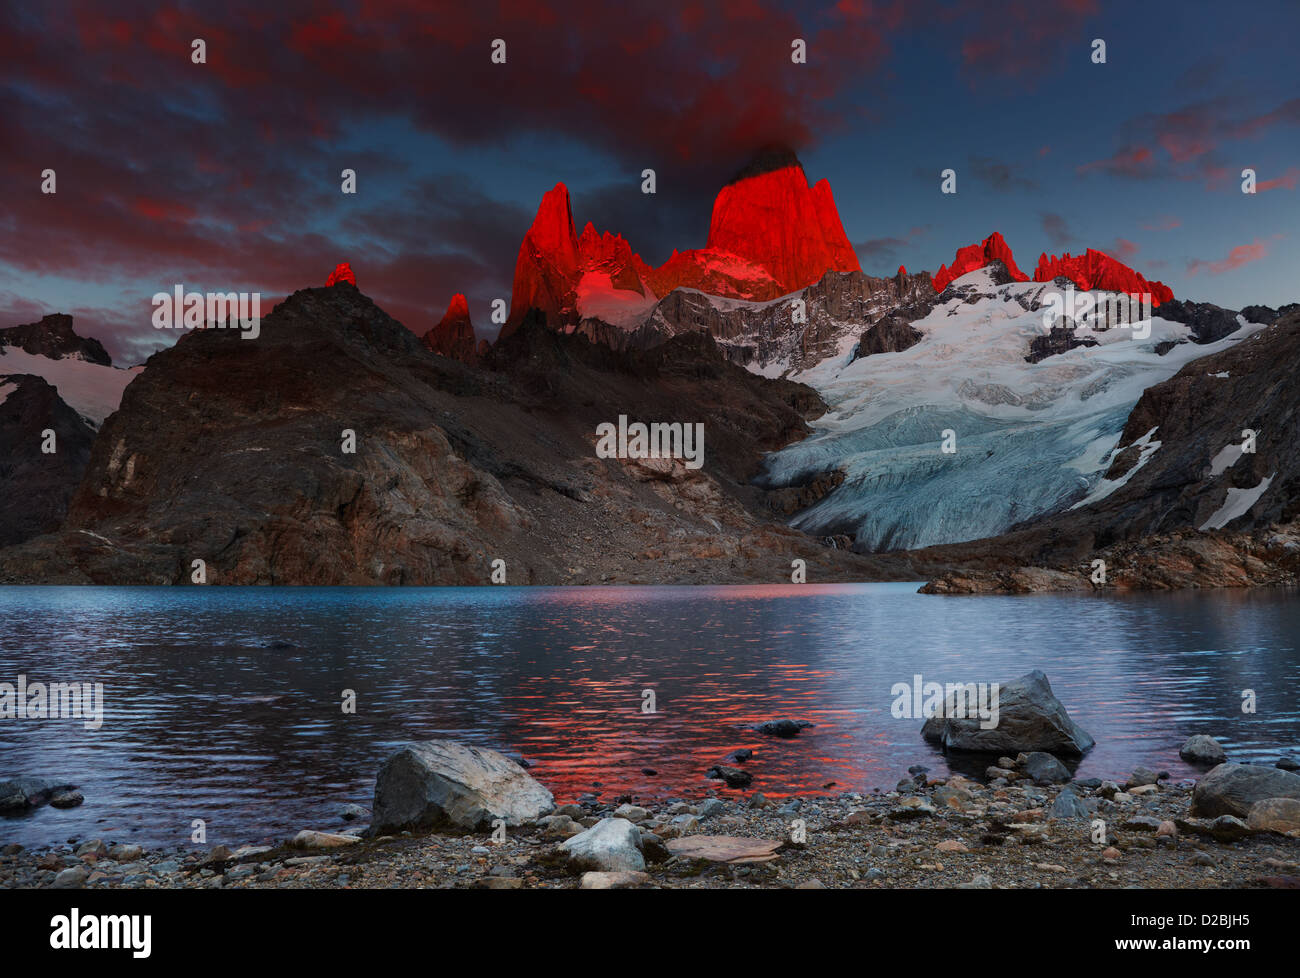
[371,739,554,833]
[920,670,1094,756]
[1049,787,1090,819]
[1179,735,1227,766]
[1022,752,1071,784]
[1246,797,1300,834]
[1190,763,1300,819]
[0,776,78,813]
[559,818,646,873]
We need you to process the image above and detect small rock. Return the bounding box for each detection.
[1125,767,1160,790]
[1208,815,1252,842]
[1179,735,1227,766]
[756,719,811,738]
[697,798,726,819]
[1049,787,1089,819]
[49,789,84,809]
[52,866,89,889]
[204,845,234,864]
[707,766,753,788]
[1021,752,1071,785]
[291,830,361,849]
[537,815,584,839]
[670,814,700,834]
[558,818,645,873]
[579,870,650,889]
[473,875,523,889]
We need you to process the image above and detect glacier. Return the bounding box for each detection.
[757,267,1268,552]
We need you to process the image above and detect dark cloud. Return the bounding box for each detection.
[1040,212,1075,250]
[968,155,1037,193]
[854,226,929,264]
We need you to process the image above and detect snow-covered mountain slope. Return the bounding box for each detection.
[758,267,1268,551]
[0,347,139,426]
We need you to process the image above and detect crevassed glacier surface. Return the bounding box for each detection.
[759,267,1266,551]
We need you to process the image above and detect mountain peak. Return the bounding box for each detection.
[0,313,112,366]
[506,183,582,328]
[326,262,356,287]
[1033,249,1174,306]
[424,293,478,364]
[704,155,861,295]
[931,232,1029,293]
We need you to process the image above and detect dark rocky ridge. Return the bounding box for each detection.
[0,374,97,546]
[0,284,902,585]
[577,268,937,373]
[0,313,111,365]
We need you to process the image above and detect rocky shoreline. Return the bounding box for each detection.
[6,674,1298,891]
[5,755,1299,891]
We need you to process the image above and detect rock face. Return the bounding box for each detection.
[680,145,861,298]
[1155,299,1244,345]
[422,293,479,364]
[921,670,1095,756]
[0,375,97,546]
[623,268,935,372]
[506,183,585,329]
[931,232,1029,293]
[558,817,646,872]
[1190,763,1300,819]
[0,314,111,365]
[1033,249,1173,307]
[371,739,554,833]
[325,262,356,287]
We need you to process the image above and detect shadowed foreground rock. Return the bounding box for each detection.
[921,670,1095,757]
[371,740,554,833]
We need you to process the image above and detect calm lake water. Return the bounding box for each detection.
[1,584,1298,848]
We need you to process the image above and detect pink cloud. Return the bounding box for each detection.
[1186,239,1271,276]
